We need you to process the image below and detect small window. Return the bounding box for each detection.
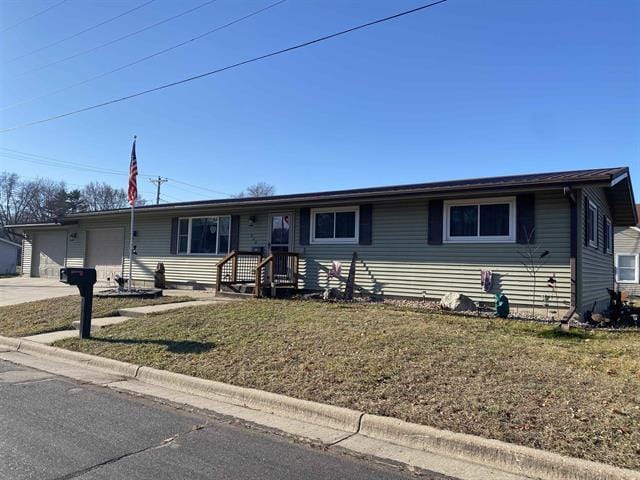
[604,217,613,254]
[311,207,359,244]
[177,216,230,255]
[444,198,515,243]
[587,200,598,248]
[616,254,639,283]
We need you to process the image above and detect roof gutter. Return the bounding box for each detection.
[59,178,614,221]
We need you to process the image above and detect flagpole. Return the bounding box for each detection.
[128,199,134,292]
[128,135,137,292]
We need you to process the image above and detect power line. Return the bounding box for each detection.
[0,0,287,113]
[13,0,220,78]
[0,0,448,134]
[0,146,231,198]
[7,0,157,63]
[167,179,231,197]
[1,0,68,34]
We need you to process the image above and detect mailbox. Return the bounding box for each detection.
[60,268,97,339]
[60,268,96,286]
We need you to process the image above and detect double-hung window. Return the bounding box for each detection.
[177,216,230,255]
[586,200,598,247]
[443,197,516,243]
[311,207,359,244]
[615,254,639,283]
[604,217,613,254]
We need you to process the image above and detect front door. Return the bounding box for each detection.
[268,213,293,276]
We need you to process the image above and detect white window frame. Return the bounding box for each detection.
[310,206,359,244]
[443,197,516,243]
[177,215,231,255]
[587,200,598,248]
[615,253,639,284]
[604,217,613,254]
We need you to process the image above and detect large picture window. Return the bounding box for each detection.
[177,216,230,255]
[616,254,639,283]
[443,197,515,243]
[311,207,359,244]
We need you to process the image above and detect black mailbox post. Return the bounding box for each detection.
[60,268,97,339]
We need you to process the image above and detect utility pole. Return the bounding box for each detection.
[149,176,168,205]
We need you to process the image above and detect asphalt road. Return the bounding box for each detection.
[0,359,450,480]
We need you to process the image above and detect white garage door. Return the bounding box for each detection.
[85,228,124,284]
[31,231,67,278]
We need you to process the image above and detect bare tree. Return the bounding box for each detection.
[234,182,275,198]
[518,228,550,317]
[81,182,128,211]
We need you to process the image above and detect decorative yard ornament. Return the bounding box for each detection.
[495,293,510,318]
[329,261,342,278]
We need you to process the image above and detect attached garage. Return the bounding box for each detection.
[31,230,67,278]
[84,228,124,283]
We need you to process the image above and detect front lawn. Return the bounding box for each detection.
[0,295,193,337]
[55,299,640,470]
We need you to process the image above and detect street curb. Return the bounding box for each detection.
[358,414,639,480]
[0,335,637,480]
[0,335,21,351]
[136,366,362,433]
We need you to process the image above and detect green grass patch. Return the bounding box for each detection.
[55,299,640,469]
[0,295,193,337]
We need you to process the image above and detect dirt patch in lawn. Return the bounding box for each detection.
[0,295,193,337]
[55,299,640,469]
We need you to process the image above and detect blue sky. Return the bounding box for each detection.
[0,0,638,203]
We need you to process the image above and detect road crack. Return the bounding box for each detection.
[52,422,213,480]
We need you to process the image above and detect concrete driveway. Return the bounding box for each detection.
[0,276,77,307]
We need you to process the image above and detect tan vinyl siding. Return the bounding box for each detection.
[27,190,573,310]
[21,238,32,276]
[577,187,614,312]
[614,226,640,296]
[73,213,261,287]
[295,191,571,310]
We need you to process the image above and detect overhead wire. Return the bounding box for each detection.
[0,0,448,133]
[7,0,157,63]
[12,0,220,78]
[1,0,68,34]
[0,147,230,198]
[0,0,287,113]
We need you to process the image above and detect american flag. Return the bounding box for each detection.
[128,136,138,206]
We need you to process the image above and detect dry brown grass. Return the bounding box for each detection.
[0,295,192,337]
[55,299,640,470]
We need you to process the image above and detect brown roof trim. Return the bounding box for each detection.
[5,167,632,225]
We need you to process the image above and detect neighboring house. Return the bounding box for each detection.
[614,204,640,298]
[0,237,21,275]
[5,168,637,316]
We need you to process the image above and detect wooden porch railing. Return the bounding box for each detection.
[255,252,299,298]
[216,251,262,293]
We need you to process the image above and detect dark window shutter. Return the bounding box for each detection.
[359,204,372,245]
[230,215,240,252]
[610,220,614,254]
[584,196,590,247]
[602,216,607,253]
[516,194,535,244]
[299,208,310,245]
[428,199,443,245]
[170,217,179,254]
